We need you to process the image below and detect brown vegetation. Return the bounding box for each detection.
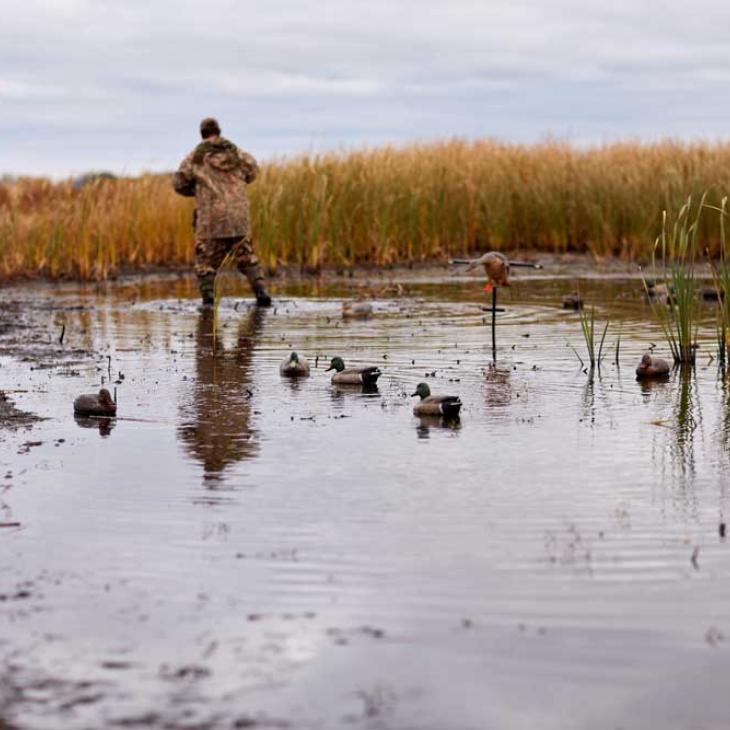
[3,139,730,280]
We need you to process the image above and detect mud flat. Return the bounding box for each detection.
[1,268,730,729]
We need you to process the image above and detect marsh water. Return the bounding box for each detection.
[2,268,730,729]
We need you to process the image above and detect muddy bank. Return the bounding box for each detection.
[0,250,694,291]
[0,296,100,435]
[0,391,43,433]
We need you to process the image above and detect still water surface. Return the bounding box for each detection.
[2,272,730,729]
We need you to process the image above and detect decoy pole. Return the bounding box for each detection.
[491,286,498,361]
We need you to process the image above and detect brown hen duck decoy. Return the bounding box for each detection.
[73,388,117,417]
[635,353,670,380]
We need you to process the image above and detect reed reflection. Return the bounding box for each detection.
[671,365,700,479]
[719,367,730,456]
[178,308,263,483]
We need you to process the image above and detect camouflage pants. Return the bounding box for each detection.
[194,236,264,300]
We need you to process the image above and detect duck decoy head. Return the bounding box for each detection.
[411,382,431,399]
[288,352,299,364]
[326,356,345,372]
[98,388,115,406]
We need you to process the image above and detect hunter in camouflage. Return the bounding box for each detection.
[173,117,271,307]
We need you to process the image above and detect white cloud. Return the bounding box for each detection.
[2,0,730,175]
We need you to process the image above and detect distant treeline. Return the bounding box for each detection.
[2,139,730,280]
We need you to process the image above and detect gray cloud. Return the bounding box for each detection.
[2,0,730,176]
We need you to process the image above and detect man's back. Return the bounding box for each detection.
[173,136,259,239]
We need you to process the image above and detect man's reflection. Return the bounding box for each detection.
[178,308,263,483]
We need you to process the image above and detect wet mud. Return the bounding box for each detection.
[2,267,730,729]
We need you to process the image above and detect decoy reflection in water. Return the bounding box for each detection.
[177,308,263,481]
[411,382,462,418]
[416,414,462,439]
[74,415,115,437]
[342,301,373,319]
[636,353,671,380]
[280,352,310,377]
[73,388,117,417]
[325,357,381,386]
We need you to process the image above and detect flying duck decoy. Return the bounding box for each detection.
[465,251,510,288]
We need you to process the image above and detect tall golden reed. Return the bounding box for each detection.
[3,138,730,280]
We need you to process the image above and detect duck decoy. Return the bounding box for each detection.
[279,352,310,377]
[325,357,381,386]
[701,286,724,302]
[635,353,670,380]
[562,294,583,310]
[411,382,462,417]
[465,251,510,287]
[644,282,675,305]
[73,388,117,417]
[342,301,373,319]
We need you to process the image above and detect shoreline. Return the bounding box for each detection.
[0,251,678,290]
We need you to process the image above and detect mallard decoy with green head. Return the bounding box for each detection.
[325,357,381,386]
[411,382,462,417]
[342,301,373,319]
[279,352,310,377]
[73,388,117,417]
[636,353,670,380]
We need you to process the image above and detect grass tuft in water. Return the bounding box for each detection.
[212,248,238,352]
[643,194,705,365]
[575,303,609,369]
[708,196,730,364]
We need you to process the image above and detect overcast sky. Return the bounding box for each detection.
[2,0,730,177]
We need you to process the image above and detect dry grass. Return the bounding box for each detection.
[4,138,730,280]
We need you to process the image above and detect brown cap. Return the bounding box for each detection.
[200,117,221,138]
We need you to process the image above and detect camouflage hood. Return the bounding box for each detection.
[191,137,240,170]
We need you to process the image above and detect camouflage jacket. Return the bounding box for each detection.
[172,137,259,239]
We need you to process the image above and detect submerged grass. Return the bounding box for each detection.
[5,139,730,280]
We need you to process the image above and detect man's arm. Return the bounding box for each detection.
[172,152,196,196]
[237,149,259,184]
